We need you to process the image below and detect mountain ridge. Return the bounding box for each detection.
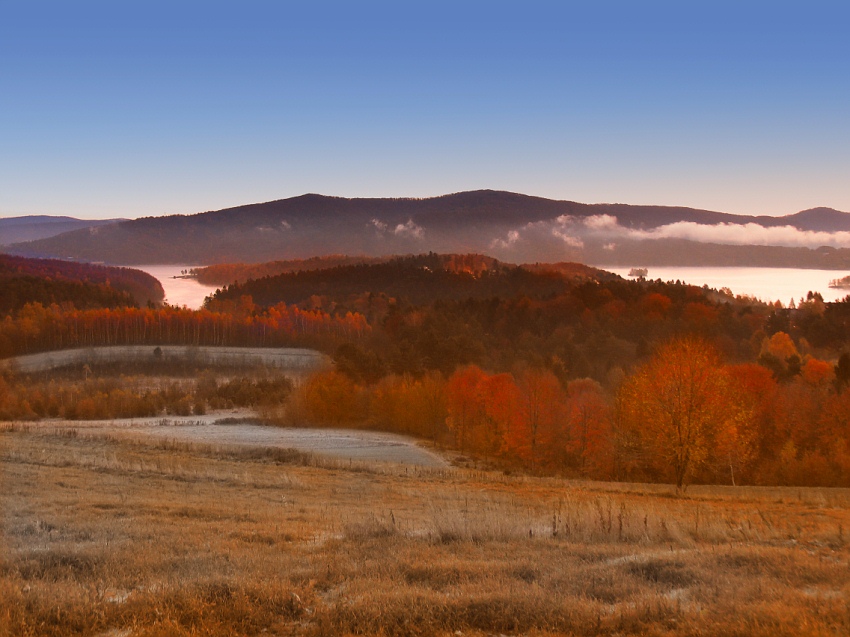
[0,216,127,246]
[5,190,850,266]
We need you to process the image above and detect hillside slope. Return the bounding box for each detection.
[7,190,850,266]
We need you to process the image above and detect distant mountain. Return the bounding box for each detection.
[0,216,127,246]
[6,191,850,268]
[771,208,850,232]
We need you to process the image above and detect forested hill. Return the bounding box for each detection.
[193,256,392,286]
[0,255,165,312]
[8,190,850,266]
[205,254,617,309]
[193,253,612,288]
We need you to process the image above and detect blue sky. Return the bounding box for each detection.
[1,1,848,219]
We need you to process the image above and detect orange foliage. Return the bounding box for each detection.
[369,372,447,441]
[801,358,834,387]
[682,302,719,332]
[640,292,672,319]
[0,301,369,358]
[564,378,613,478]
[303,371,364,424]
[761,331,799,361]
[479,373,522,459]
[444,365,487,454]
[506,369,565,471]
[618,337,750,490]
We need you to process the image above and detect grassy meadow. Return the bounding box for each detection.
[2,422,849,637]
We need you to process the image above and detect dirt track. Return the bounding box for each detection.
[33,413,450,468]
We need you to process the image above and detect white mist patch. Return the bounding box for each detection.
[493,215,850,250]
[630,221,850,247]
[490,229,520,250]
[580,214,621,232]
[370,218,388,232]
[550,227,584,248]
[393,218,425,239]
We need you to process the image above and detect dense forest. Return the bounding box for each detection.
[2,252,850,487]
[193,255,390,286]
[205,253,616,310]
[0,255,165,310]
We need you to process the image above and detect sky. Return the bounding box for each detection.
[1,1,848,220]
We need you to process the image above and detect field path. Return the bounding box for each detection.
[36,413,450,468]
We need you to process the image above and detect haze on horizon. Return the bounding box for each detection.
[1,1,848,221]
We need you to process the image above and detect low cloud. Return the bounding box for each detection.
[492,214,850,251]
[370,218,388,232]
[629,221,850,248]
[393,219,425,240]
[579,214,620,232]
[550,227,584,248]
[490,229,520,250]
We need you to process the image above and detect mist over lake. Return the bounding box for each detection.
[135,263,850,310]
[600,265,850,305]
[131,265,217,309]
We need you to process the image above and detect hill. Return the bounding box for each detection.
[6,190,850,267]
[204,253,617,309]
[0,255,165,313]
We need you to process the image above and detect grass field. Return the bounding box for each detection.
[2,423,849,636]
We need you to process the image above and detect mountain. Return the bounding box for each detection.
[771,208,850,232]
[0,216,127,246]
[5,191,850,267]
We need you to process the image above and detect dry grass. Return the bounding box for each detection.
[2,425,849,636]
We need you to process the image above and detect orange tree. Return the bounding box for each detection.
[617,336,750,491]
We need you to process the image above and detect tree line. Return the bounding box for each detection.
[292,335,850,489]
[3,254,850,487]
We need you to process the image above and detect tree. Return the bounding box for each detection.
[445,365,487,455]
[564,378,612,478]
[505,369,564,471]
[618,337,745,492]
[479,373,521,459]
[303,371,363,424]
[836,353,850,392]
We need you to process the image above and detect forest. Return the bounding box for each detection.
[2,253,850,487]
[0,254,165,310]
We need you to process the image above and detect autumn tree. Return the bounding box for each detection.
[564,378,613,478]
[504,369,565,471]
[618,337,747,491]
[302,370,364,424]
[725,363,777,482]
[759,331,801,380]
[445,365,487,455]
[478,373,522,459]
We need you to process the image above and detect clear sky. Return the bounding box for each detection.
[1,1,848,220]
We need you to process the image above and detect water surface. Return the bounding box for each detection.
[130,264,217,308]
[599,266,850,305]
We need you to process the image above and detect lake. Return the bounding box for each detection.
[599,266,850,305]
[132,263,850,310]
[131,264,218,308]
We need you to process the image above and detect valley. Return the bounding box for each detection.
[3,246,850,636]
